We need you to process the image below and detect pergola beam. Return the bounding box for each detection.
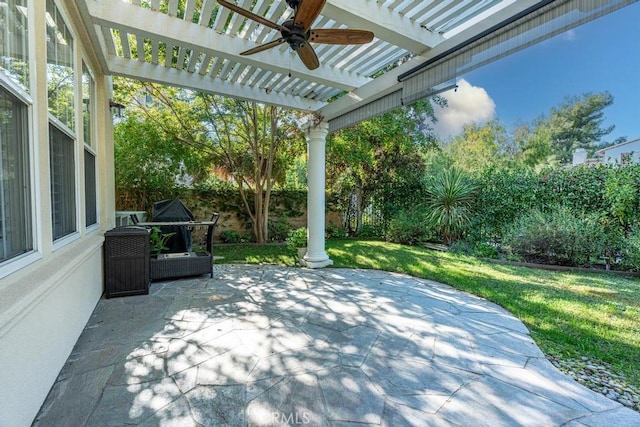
[86,0,370,92]
[108,56,325,111]
[323,0,444,54]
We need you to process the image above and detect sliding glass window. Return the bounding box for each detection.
[49,123,75,240]
[0,86,32,263]
[82,62,97,227]
[0,0,30,91]
[46,0,74,130]
[47,0,76,240]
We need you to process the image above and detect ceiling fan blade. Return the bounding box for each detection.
[217,0,284,31]
[296,43,320,70]
[240,38,286,55]
[309,29,374,45]
[294,0,326,32]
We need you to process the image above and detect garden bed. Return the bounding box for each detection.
[482,258,640,278]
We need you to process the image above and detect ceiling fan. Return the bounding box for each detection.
[217,0,374,70]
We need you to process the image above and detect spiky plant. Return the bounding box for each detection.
[426,168,477,245]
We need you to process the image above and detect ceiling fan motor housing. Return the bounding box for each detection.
[285,0,302,10]
[281,19,310,50]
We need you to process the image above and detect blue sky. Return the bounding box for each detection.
[433,2,640,143]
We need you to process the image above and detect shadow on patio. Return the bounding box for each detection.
[33,265,639,426]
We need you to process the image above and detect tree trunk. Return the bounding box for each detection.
[355,189,364,234]
[254,188,265,243]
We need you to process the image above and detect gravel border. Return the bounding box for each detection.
[548,355,639,412]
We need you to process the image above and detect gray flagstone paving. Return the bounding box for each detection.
[34,265,640,426]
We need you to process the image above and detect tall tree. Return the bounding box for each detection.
[512,122,553,169]
[444,120,509,172]
[442,92,616,170]
[327,98,442,234]
[197,95,304,243]
[114,111,208,211]
[113,79,304,243]
[545,92,615,164]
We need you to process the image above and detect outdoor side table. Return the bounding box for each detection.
[103,226,151,298]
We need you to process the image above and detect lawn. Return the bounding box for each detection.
[214,239,640,388]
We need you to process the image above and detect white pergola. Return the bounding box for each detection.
[76,0,633,266]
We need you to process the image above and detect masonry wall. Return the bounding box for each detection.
[117,189,344,243]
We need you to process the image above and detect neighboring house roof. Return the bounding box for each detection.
[596,137,640,154]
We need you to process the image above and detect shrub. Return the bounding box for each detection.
[386,208,433,245]
[468,165,626,243]
[620,226,640,272]
[286,227,307,252]
[425,168,477,244]
[220,229,242,243]
[268,217,291,242]
[449,241,499,258]
[326,223,346,239]
[541,165,610,215]
[357,224,384,239]
[448,240,472,255]
[604,165,640,231]
[469,167,539,242]
[503,206,606,266]
[473,242,499,259]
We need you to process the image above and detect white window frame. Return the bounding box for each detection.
[49,114,80,250]
[47,0,81,250]
[81,60,99,232]
[0,72,42,279]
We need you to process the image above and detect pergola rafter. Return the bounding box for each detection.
[78,0,632,124]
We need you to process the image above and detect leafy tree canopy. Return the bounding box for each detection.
[327,98,444,233]
[113,78,305,242]
[544,91,615,164]
[444,120,509,172]
[114,111,209,211]
[435,91,617,171]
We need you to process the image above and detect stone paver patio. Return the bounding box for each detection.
[34,265,640,426]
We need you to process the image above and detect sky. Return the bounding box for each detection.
[432,1,640,143]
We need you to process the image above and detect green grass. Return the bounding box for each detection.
[214,242,297,266]
[214,239,640,386]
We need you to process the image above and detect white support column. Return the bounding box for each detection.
[303,120,333,268]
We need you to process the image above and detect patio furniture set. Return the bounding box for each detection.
[104,199,219,298]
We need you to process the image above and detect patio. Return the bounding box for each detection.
[3,1,638,424]
[33,265,639,426]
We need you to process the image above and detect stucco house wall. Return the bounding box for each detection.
[0,1,115,426]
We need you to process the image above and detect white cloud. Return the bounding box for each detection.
[563,29,577,41]
[432,79,496,141]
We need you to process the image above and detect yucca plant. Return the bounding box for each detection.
[426,168,477,245]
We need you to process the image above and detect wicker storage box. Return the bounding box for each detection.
[104,226,150,298]
[150,252,212,281]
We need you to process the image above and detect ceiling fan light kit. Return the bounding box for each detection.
[217,0,374,70]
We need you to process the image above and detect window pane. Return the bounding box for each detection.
[0,86,32,262]
[81,63,93,147]
[46,0,74,130]
[49,124,75,240]
[0,0,29,90]
[84,149,96,226]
